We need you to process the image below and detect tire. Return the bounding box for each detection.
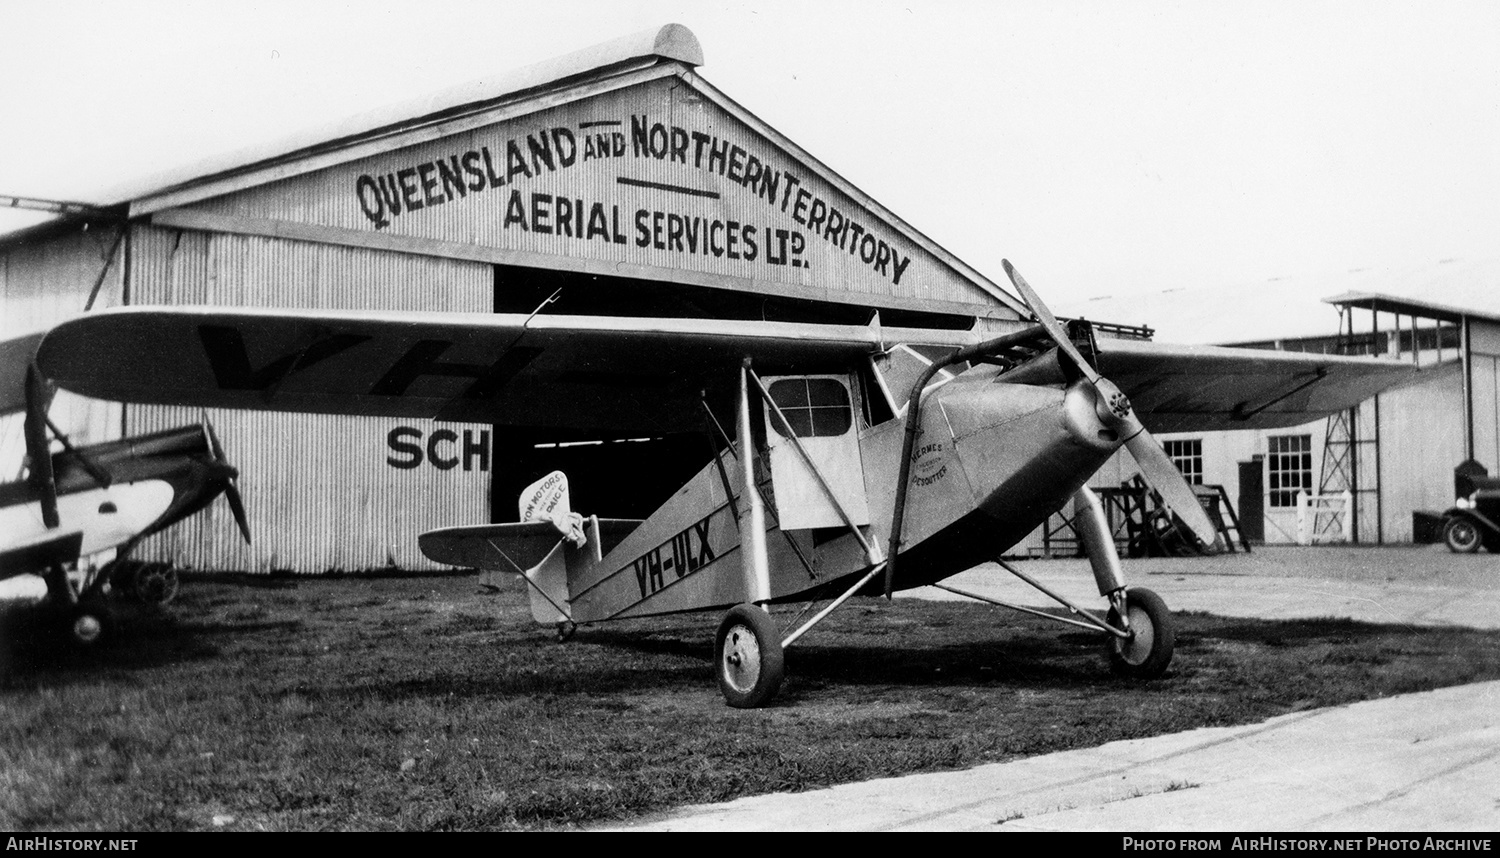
[714,604,785,708]
[1105,587,1175,679]
[133,563,180,606]
[65,597,115,650]
[1443,516,1483,554]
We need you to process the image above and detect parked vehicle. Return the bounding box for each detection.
[1442,472,1500,553]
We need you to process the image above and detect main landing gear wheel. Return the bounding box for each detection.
[1443,517,1482,554]
[133,563,180,606]
[715,604,785,708]
[65,597,115,650]
[1105,587,1174,679]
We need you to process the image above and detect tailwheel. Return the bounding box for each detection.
[1105,587,1174,679]
[65,596,115,650]
[715,604,785,708]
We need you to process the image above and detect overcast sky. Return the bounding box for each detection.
[2,0,1496,308]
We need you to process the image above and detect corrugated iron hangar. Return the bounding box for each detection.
[0,25,1032,573]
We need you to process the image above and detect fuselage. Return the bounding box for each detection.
[542,366,1127,622]
[0,425,237,579]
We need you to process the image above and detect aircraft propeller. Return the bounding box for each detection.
[1002,260,1221,551]
[202,415,252,545]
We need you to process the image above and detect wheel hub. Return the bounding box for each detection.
[1114,605,1156,666]
[72,615,103,645]
[721,625,762,692]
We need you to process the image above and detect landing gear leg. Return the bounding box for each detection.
[1074,487,1175,678]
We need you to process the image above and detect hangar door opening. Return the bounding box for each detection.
[488,263,980,523]
[492,430,713,522]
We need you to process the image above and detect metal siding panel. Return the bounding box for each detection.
[1352,403,1381,542]
[1472,355,1500,470]
[1470,319,1500,357]
[1376,369,1465,542]
[0,229,126,473]
[128,232,491,572]
[181,77,1000,311]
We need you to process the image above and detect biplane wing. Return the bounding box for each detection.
[32,306,1422,433]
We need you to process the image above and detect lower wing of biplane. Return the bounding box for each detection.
[31,264,1426,705]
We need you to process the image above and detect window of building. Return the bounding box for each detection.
[768,377,853,438]
[1267,434,1313,507]
[1163,439,1203,484]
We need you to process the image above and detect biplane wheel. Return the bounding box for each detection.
[65,597,115,650]
[1443,517,1482,554]
[1105,587,1174,679]
[133,563,180,606]
[714,604,785,709]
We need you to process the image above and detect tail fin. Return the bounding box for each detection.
[518,471,585,622]
[519,471,586,547]
[419,472,604,625]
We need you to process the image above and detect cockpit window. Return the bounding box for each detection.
[768,378,852,438]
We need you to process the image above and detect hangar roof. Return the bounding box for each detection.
[1055,255,1500,346]
[1320,289,1500,328]
[113,25,706,211]
[4,24,1028,321]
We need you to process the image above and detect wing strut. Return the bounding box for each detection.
[746,368,884,568]
[702,389,821,582]
[735,361,772,607]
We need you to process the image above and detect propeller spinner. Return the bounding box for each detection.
[1002,260,1221,551]
[202,415,252,545]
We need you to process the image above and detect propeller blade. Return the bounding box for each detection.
[1002,260,1100,385]
[225,482,252,545]
[202,413,251,544]
[202,412,227,463]
[1125,430,1221,549]
[1002,260,1220,550]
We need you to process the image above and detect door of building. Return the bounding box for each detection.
[1238,456,1265,542]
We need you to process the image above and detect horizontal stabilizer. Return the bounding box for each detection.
[0,530,84,580]
[419,520,641,572]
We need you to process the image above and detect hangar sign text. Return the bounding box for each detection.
[351,115,913,286]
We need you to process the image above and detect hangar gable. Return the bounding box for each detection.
[134,28,1025,323]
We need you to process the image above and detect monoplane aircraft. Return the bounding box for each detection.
[29,263,1419,705]
[1,331,250,648]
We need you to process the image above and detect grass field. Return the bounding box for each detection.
[3,571,1499,831]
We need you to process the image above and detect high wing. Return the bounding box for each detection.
[1096,338,1429,433]
[32,306,1427,434]
[33,307,977,435]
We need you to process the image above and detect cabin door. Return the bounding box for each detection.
[762,374,871,530]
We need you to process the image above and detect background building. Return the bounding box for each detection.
[1,26,1031,573]
[1032,258,1500,552]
